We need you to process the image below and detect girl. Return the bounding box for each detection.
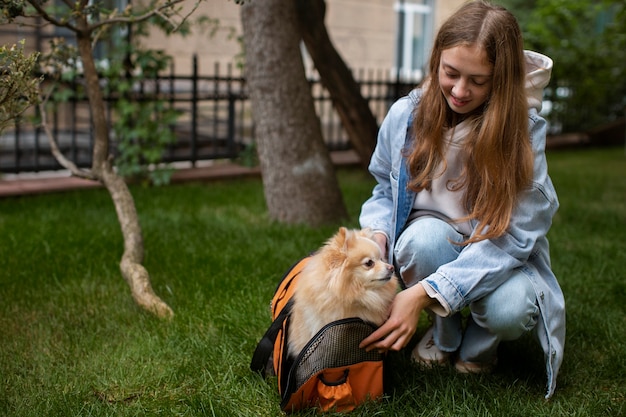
[358,0,565,399]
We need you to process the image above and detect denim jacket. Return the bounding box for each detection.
[360,87,566,399]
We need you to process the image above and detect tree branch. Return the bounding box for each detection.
[26,0,80,32]
[88,0,197,32]
[19,0,202,37]
[37,99,98,181]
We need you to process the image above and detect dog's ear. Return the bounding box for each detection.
[334,227,348,247]
[326,227,351,254]
[323,227,349,269]
[343,229,360,252]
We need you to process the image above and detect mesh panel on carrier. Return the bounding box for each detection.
[286,318,383,393]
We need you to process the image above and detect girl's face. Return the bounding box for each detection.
[438,44,493,115]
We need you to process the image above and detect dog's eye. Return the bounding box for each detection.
[364,259,375,268]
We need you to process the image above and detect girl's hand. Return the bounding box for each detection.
[359,283,435,353]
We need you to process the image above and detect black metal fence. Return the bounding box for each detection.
[0,55,418,174]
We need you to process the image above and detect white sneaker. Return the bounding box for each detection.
[411,326,451,366]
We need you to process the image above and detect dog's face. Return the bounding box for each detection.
[322,227,396,294]
[287,227,398,356]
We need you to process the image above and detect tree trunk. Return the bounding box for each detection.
[295,0,379,169]
[75,27,173,318]
[241,0,348,226]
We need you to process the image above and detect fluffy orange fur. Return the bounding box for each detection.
[287,227,398,358]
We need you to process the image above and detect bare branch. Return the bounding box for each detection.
[25,0,80,32]
[37,99,98,181]
[156,0,202,31]
[21,0,201,36]
[88,0,194,32]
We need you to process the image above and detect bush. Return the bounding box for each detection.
[501,0,626,133]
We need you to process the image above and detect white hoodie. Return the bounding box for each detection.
[409,50,553,236]
[525,50,553,113]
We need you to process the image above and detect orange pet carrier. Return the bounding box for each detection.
[250,257,386,413]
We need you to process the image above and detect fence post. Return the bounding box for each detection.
[191,54,198,166]
[227,64,236,158]
[34,108,42,172]
[13,121,21,173]
[168,60,175,162]
[71,75,78,164]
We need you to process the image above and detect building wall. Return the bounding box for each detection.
[322,0,464,72]
[323,0,397,72]
[140,1,243,73]
[143,0,465,75]
[434,0,467,30]
[0,0,465,74]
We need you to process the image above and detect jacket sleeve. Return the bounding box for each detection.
[423,113,560,314]
[359,96,414,240]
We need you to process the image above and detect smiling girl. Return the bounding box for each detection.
[358,0,565,399]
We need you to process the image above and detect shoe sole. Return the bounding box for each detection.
[454,359,496,374]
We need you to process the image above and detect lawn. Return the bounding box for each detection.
[0,147,624,416]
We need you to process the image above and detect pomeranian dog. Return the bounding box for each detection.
[287,227,398,358]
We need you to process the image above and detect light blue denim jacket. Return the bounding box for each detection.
[360,88,566,399]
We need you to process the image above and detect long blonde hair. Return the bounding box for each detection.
[407,0,532,244]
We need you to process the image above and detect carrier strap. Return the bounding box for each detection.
[250,301,293,374]
[251,257,310,375]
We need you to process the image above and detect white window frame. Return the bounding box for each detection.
[393,0,434,82]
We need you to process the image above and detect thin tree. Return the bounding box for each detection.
[1,0,205,318]
[240,0,348,226]
[295,0,379,169]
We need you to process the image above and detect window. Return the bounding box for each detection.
[394,0,434,82]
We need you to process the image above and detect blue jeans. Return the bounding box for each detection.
[394,217,539,363]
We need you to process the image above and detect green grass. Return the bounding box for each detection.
[0,147,624,416]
